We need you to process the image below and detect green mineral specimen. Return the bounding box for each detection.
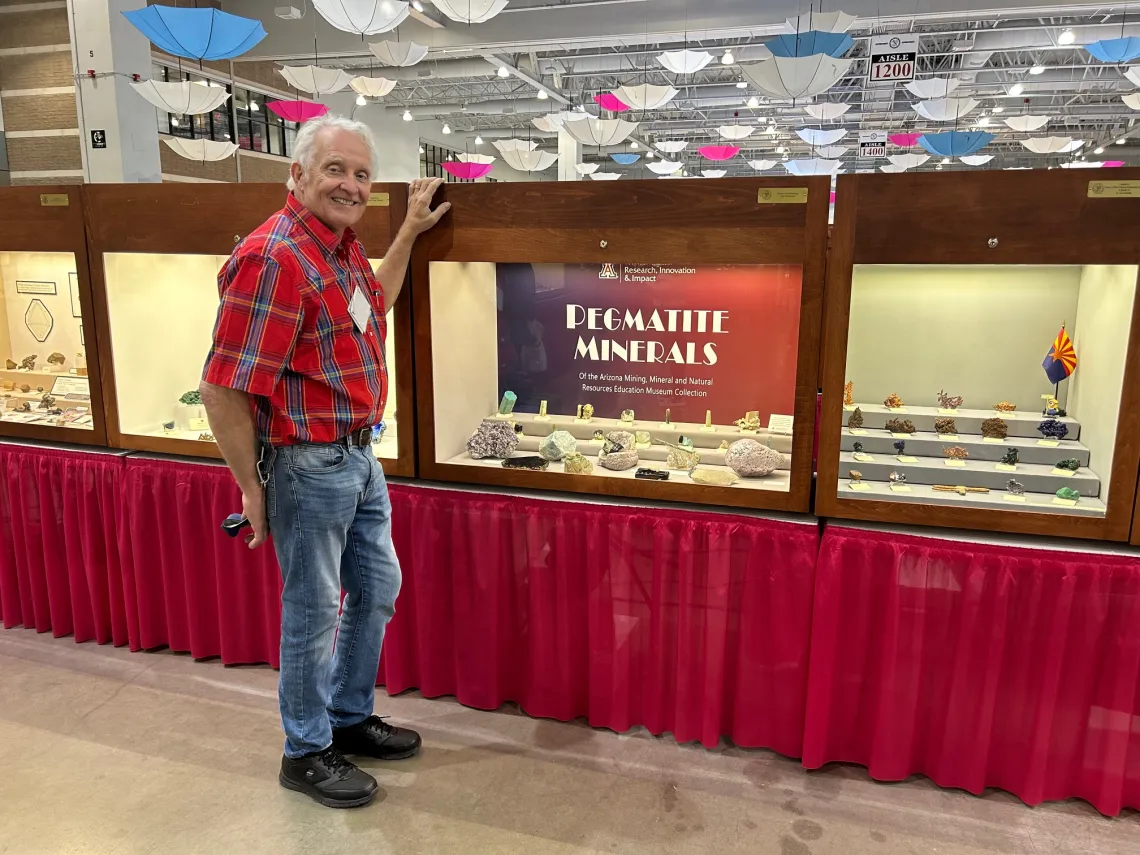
[1055,487,1080,502]
[179,390,202,406]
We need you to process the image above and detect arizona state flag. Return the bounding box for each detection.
[1042,325,1078,384]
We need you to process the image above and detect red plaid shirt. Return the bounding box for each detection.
[203,193,388,446]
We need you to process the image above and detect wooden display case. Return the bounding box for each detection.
[411,178,829,512]
[0,186,108,446]
[84,183,416,476]
[817,169,1140,541]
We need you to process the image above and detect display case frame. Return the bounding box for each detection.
[817,169,1140,541]
[0,186,109,447]
[411,177,829,512]
[83,183,416,476]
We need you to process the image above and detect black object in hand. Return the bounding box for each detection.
[222,513,250,538]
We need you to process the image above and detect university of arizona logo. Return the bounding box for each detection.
[598,262,619,279]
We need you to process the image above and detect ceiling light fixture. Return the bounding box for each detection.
[991,105,1004,113]
[442,122,451,134]
[630,140,638,148]
[746,96,760,108]
[419,145,424,154]
[356,94,367,106]
[1029,65,1045,75]
[402,109,413,121]
[475,135,483,145]
[977,116,990,127]
[171,117,180,127]
[249,100,259,111]
[411,0,425,9]
[721,49,734,65]
[776,145,785,153]
[1009,83,1024,96]
[1117,138,1126,144]
[1095,146,1104,154]
[1058,29,1075,45]
[942,158,950,163]
[647,149,654,157]
[536,89,548,99]
[497,65,510,78]
[736,81,747,89]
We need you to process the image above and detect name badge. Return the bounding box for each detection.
[348,285,372,335]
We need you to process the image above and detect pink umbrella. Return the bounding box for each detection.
[442,161,494,180]
[889,132,922,147]
[829,191,836,204]
[1105,161,1125,167]
[593,92,630,112]
[267,100,328,122]
[698,145,740,161]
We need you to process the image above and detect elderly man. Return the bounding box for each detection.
[200,114,448,809]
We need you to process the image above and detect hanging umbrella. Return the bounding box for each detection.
[163,138,238,161]
[889,132,922,147]
[717,125,756,140]
[783,158,842,176]
[912,97,979,121]
[611,153,641,164]
[879,163,911,173]
[816,145,849,159]
[532,112,574,132]
[959,154,995,166]
[1002,115,1051,131]
[698,145,740,161]
[1059,139,1086,153]
[1020,136,1076,154]
[131,80,230,115]
[767,31,854,58]
[431,0,508,24]
[701,169,727,178]
[904,78,961,99]
[918,131,994,157]
[888,153,930,169]
[1127,68,1140,87]
[657,49,713,74]
[803,103,850,121]
[1085,37,1140,63]
[654,140,688,153]
[458,153,495,164]
[267,101,329,122]
[1123,93,1140,111]
[279,66,353,95]
[311,0,409,34]
[594,92,631,112]
[797,127,846,146]
[646,160,684,175]
[122,6,266,60]
[612,84,678,110]
[499,149,559,171]
[589,172,622,180]
[350,77,397,99]
[493,139,539,153]
[575,163,599,175]
[368,40,428,66]
[442,161,494,180]
[741,56,853,99]
[748,159,778,170]
[783,11,856,33]
[563,117,638,146]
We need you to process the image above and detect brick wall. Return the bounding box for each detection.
[238,151,290,184]
[160,137,238,182]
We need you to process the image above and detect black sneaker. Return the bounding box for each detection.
[332,715,422,761]
[279,746,378,808]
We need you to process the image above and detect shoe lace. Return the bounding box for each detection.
[365,715,397,737]
[317,746,355,774]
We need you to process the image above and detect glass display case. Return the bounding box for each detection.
[817,170,1140,540]
[411,178,829,511]
[0,187,106,445]
[84,183,415,475]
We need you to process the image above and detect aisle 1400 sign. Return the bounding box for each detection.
[869,35,918,82]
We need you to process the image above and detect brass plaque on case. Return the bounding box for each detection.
[757,187,808,204]
[1087,180,1140,198]
[39,193,70,207]
[367,192,390,207]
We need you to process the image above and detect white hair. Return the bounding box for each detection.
[286,114,380,190]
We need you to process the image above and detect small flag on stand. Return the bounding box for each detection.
[1042,325,1078,384]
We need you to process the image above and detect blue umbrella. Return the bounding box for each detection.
[1084,37,1140,64]
[610,153,641,165]
[767,31,854,58]
[918,131,995,157]
[123,6,267,61]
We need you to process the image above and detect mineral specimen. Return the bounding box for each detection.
[581,404,594,420]
[993,401,1016,413]
[466,419,520,459]
[39,394,55,410]
[852,441,864,454]
[717,440,730,451]
[620,409,635,423]
[635,468,668,480]
[1001,448,1020,466]
[1056,487,1080,502]
[513,422,524,434]
[663,408,672,425]
[163,421,175,431]
[981,417,1008,440]
[934,417,956,434]
[179,390,202,406]
[563,452,594,475]
[47,352,65,366]
[847,407,864,430]
[4,359,15,370]
[893,440,906,455]
[1055,458,1080,472]
[1006,479,1026,495]
[883,393,904,409]
[20,384,30,393]
[689,469,738,487]
[18,402,31,412]
[539,430,577,461]
[704,410,713,429]
[889,471,907,484]
[497,390,517,416]
[592,430,605,441]
[844,381,854,406]
[848,469,863,482]
[734,410,761,431]
[634,430,651,446]
[677,435,694,448]
[198,432,216,442]
[502,456,549,470]
[538,400,548,418]
[944,446,969,459]
[599,430,638,471]
[1042,396,1061,416]
[885,418,915,434]
[1038,419,1069,441]
[725,439,782,477]
[1,382,12,391]
[19,355,36,371]
[937,389,963,409]
[666,445,701,471]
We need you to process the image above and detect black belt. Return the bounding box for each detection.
[336,428,373,447]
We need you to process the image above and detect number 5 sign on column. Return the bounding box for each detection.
[868,35,919,82]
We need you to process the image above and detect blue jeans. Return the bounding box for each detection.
[266,442,401,758]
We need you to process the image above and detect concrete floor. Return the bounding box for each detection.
[0,632,1135,855]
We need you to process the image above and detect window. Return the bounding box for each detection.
[420,143,483,183]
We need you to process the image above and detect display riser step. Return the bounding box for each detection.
[514,435,790,471]
[840,428,1090,466]
[840,453,1101,497]
[846,403,1080,441]
[838,482,1107,517]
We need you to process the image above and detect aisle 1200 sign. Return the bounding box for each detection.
[869,35,918,82]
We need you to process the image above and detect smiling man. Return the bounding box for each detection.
[199,115,449,809]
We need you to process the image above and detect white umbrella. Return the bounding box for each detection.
[1020,136,1075,154]
[163,138,237,161]
[131,80,230,115]
[1059,139,1085,153]
[654,140,688,153]
[701,169,727,178]
[912,97,979,121]
[1002,115,1050,132]
[312,0,409,34]
[430,0,507,23]
[499,149,558,171]
[368,40,428,67]
[1123,93,1140,111]
[748,159,778,170]
[589,172,621,180]
[879,163,910,173]
[575,162,600,175]
[350,77,396,98]
[904,77,961,99]
[741,56,853,100]
[563,116,638,146]
[816,145,849,159]
[532,112,573,132]
[888,153,930,169]
[797,127,846,146]
[612,83,678,110]
[1126,68,1140,87]
[783,158,842,176]
[657,49,713,74]
[959,154,995,165]
[646,159,683,175]
[783,11,855,33]
[279,65,353,95]
[458,153,495,164]
[802,103,850,121]
[493,138,539,153]
[717,125,756,140]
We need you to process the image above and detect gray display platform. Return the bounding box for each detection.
[844,402,1080,441]
[514,435,790,470]
[838,479,1107,517]
[839,452,1099,497]
[840,428,1090,466]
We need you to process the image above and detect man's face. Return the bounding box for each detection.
[290,127,372,235]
